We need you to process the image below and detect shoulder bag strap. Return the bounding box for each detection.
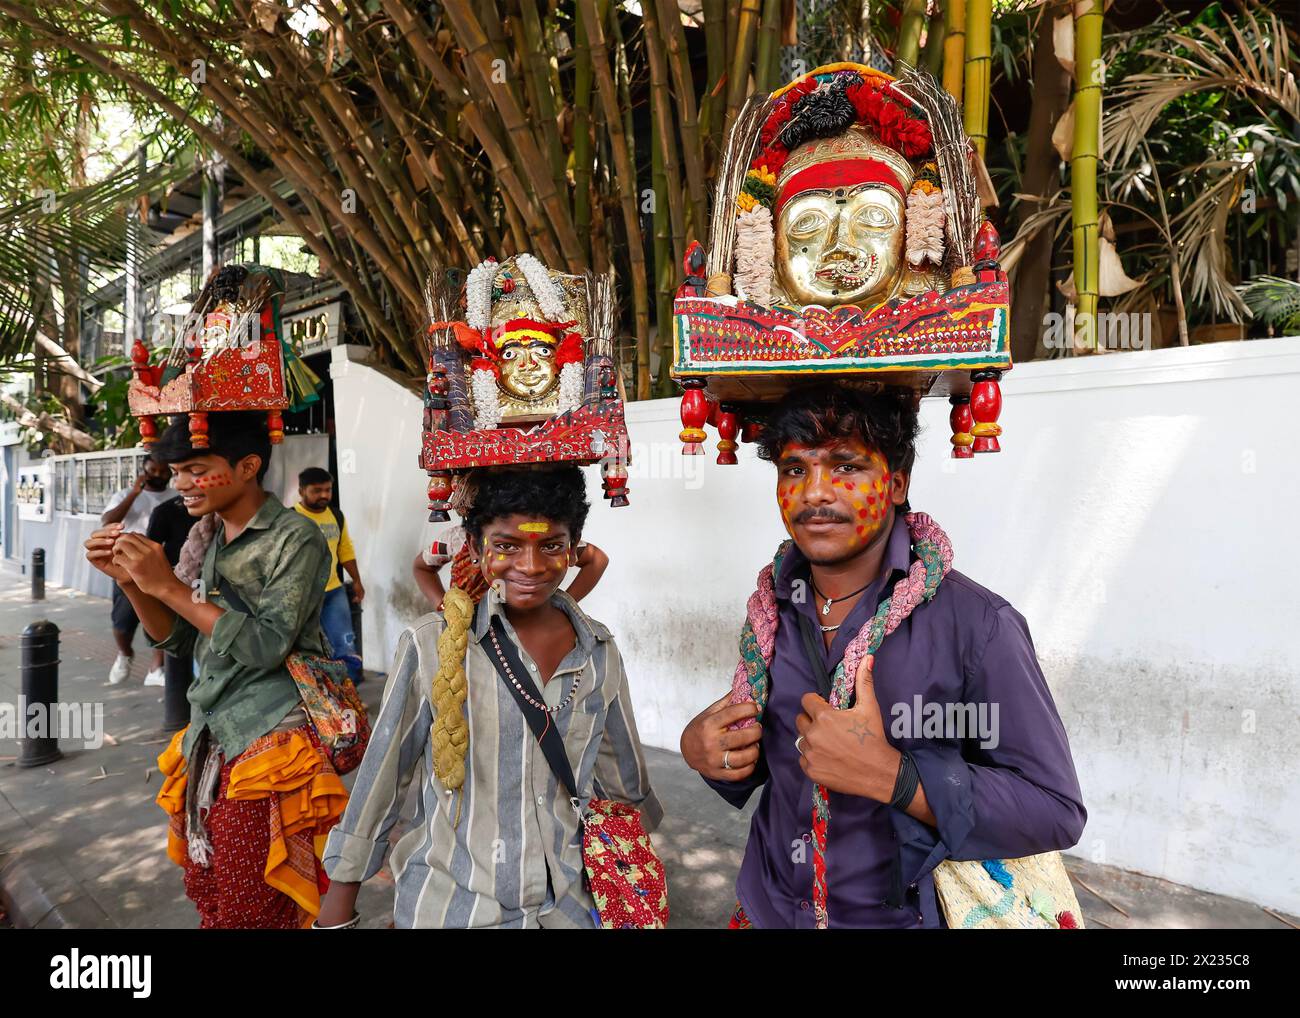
[794,609,836,700]
[479,614,581,806]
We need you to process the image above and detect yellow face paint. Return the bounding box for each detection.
[518,521,550,533]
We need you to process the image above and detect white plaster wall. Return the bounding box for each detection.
[332,337,1300,914]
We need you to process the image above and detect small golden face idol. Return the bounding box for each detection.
[775,183,906,309]
[498,339,558,401]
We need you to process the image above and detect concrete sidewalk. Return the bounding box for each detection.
[1,568,1295,929]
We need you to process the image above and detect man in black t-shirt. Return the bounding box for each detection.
[144,495,199,689]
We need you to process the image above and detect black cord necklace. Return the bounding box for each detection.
[810,578,872,617]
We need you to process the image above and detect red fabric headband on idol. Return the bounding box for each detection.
[775,158,906,218]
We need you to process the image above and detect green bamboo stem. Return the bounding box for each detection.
[703,0,727,157]
[755,0,781,93]
[442,2,584,269]
[573,6,594,262]
[657,0,709,243]
[895,0,928,71]
[923,10,946,76]
[1072,0,1104,353]
[515,0,568,205]
[725,0,762,137]
[652,114,674,398]
[578,0,650,398]
[963,0,992,157]
[642,0,687,271]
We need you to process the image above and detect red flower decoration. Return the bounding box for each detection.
[1056,911,1079,929]
[555,331,585,367]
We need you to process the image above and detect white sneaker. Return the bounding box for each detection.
[143,667,165,687]
[108,654,133,685]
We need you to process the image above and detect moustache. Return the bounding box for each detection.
[794,509,851,525]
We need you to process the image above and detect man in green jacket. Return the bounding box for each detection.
[84,411,347,928]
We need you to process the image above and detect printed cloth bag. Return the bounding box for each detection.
[214,569,371,775]
[933,854,1085,929]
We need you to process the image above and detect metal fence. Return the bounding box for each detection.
[48,449,151,517]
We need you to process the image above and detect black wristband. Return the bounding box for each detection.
[888,751,920,810]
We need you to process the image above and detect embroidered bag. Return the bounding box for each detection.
[481,616,668,929]
[214,570,371,774]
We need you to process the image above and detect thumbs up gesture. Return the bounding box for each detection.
[795,654,903,802]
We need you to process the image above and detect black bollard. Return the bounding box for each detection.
[348,584,364,664]
[31,547,45,601]
[18,620,62,767]
[162,652,192,732]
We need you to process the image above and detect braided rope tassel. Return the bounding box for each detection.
[432,587,474,826]
[811,513,953,927]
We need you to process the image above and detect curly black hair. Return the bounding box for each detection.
[755,383,921,476]
[153,410,273,482]
[461,466,590,546]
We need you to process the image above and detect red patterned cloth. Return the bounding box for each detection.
[182,777,312,930]
[582,799,668,929]
[728,902,753,929]
[158,723,347,929]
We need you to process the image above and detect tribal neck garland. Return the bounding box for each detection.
[728,511,953,929]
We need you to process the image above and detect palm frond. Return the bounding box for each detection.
[1237,275,1300,334]
[0,156,183,362]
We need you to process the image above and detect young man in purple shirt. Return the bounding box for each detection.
[680,384,1086,928]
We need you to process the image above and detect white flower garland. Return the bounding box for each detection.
[905,189,947,268]
[557,361,584,414]
[733,205,774,306]
[515,252,568,322]
[465,257,497,331]
[470,366,502,429]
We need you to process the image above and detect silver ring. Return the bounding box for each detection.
[722,750,732,770]
[795,735,806,755]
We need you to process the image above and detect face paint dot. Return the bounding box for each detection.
[867,494,875,505]
[856,525,866,535]
[844,482,855,491]
[858,508,868,519]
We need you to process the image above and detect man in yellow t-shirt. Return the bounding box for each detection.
[295,467,365,682]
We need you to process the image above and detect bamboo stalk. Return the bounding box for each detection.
[515,0,568,202]
[725,0,762,137]
[101,0,426,316]
[963,0,992,157]
[944,0,966,102]
[923,8,947,76]
[441,2,585,269]
[382,0,562,265]
[642,0,687,271]
[895,0,928,71]
[652,113,673,398]
[1011,6,1071,364]
[1072,0,1104,353]
[755,0,782,93]
[578,0,651,399]
[702,0,728,157]
[573,6,594,262]
[656,0,709,243]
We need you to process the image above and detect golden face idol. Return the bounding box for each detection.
[498,339,558,401]
[775,183,907,308]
